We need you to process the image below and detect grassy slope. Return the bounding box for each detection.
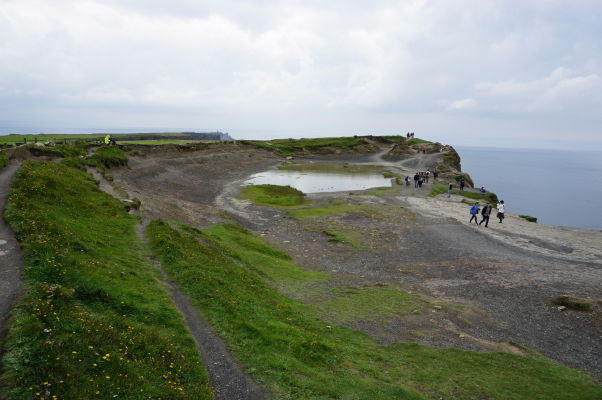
[147,220,602,400]
[0,151,8,169]
[2,162,212,399]
[241,137,373,156]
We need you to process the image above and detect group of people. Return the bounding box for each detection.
[469,200,506,227]
[406,132,415,139]
[404,170,432,188]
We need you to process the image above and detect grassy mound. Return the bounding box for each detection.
[552,295,592,311]
[241,184,307,207]
[90,146,129,168]
[2,161,211,399]
[28,141,90,158]
[147,220,602,400]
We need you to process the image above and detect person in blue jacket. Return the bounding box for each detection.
[469,202,480,225]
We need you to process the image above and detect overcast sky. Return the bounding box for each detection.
[1,0,601,148]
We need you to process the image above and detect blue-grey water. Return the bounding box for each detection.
[245,170,392,193]
[457,147,602,230]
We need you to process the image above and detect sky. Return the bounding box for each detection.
[1,0,601,149]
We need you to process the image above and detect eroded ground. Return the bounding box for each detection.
[111,142,602,379]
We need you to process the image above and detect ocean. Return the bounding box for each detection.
[456,146,602,231]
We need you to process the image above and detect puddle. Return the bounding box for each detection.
[244,170,393,193]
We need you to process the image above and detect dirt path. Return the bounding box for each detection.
[0,163,24,339]
[87,154,265,400]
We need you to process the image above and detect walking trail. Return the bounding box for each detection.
[90,157,264,400]
[0,163,24,339]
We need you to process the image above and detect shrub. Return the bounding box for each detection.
[0,151,8,169]
[519,215,538,223]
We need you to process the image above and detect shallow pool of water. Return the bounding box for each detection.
[244,170,392,193]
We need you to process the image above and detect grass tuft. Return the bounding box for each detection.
[519,215,538,223]
[552,295,592,311]
[241,184,307,207]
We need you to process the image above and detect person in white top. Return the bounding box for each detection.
[496,200,506,223]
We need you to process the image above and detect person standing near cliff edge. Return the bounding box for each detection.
[448,182,453,198]
[479,204,492,227]
[496,200,506,223]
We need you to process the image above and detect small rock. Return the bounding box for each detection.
[459,334,466,338]
[557,306,566,311]
[433,305,442,309]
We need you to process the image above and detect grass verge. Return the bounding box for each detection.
[147,219,602,400]
[241,137,374,156]
[0,151,8,169]
[2,161,212,399]
[241,184,307,207]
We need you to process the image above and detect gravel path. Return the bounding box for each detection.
[0,163,24,340]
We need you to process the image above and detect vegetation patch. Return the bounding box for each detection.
[407,138,432,145]
[241,137,376,156]
[90,146,129,168]
[519,215,538,223]
[2,161,212,399]
[28,141,90,158]
[429,183,498,204]
[552,295,592,311]
[0,151,9,169]
[147,220,602,399]
[241,184,307,207]
[314,285,425,323]
[279,162,385,174]
[322,229,359,246]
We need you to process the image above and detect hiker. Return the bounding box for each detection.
[421,145,427,154]
[414,173,419,188]
[406,132,410,139]
[425,170,430,183]
[496,200,505,223]
[447,182,453,197]
[405,176,411,187]
[459,178,465,191]
[479,204,492,227]
[469,202,480,225]
[479,186,486,193]
[104,135,110,145]
[109,135,116,145]
[417,176,423,188]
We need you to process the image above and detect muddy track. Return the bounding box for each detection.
[0,163,24,341]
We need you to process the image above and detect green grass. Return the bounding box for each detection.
[322,229,360,246]
[279,162,385,174]
[0,151,8,169]
[2,161,212,399]
[90,146,129,168]
[519,215,538,223]
[429,183,498,204]
[28,141,90,158]
[241,137,375,156]
[314,284,425,323]
[147,220,602,399]
[0,132,199,145]
[241,184,307,207]
[119,140,213,145]
[407,138,431,145]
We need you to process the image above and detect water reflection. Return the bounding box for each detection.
[244,170,392,193]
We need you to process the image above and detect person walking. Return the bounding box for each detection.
[459,178,465,191]
[447,182,453,197]
[479,204,492,227]
[496,200,506,223]
[469,202,480,225]
[414,173,419,188]
[421,145,427,154]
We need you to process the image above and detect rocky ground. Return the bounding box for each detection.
[107,142,601,380]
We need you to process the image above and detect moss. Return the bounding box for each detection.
[519,215,538,223]
[552,295,592,311]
